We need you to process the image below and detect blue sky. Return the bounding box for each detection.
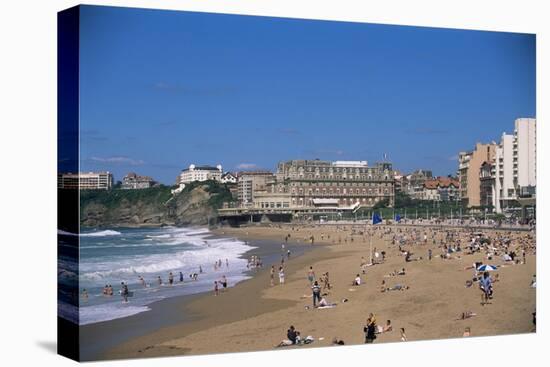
[78,5,536,184]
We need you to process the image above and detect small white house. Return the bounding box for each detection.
[221,172,237,184]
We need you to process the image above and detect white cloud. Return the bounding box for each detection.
[90,156,145,166]
[236,163,258,170]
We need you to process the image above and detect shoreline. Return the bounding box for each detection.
[80,232,325,361]
[86,223,535,360]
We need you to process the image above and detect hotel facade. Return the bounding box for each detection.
[254,159,395,210]
[177,164,223,185]
[57,172,114,190]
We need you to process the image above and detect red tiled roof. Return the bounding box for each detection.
[424,177,459,189]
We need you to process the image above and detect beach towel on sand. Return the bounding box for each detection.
[317,304,337,309]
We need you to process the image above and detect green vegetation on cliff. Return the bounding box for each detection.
[80,185,173,211]
[80,181,234,227]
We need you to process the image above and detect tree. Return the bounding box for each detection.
[373,198,390,210]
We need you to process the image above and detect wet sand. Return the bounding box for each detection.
[80,237,316,361]
[101,224,536,360]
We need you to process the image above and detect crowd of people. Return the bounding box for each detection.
[268,221,536,347]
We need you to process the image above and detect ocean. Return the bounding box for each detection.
[59,227,255,325]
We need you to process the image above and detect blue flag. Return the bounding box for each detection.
[373,213,383,225]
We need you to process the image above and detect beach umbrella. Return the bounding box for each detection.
[477,264,498,272]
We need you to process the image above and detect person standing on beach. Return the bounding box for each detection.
[221,275,228,292]
[307,266,316,285]
[428,249,432,261]
[270,265,275,286]
[279,266,285,285]
[214,281,219,296]
[479,271,493,305]
[157,276,163,286]
[168,272,174,286]
[400,328,407,341]
[364,314,377,343]
[312,281,321,307]
[287,249,291,260]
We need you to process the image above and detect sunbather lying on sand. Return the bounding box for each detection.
[317,297,337,308]
[383,284,410,292]
[456,311,477,320]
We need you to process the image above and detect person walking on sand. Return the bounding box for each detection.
[270,265,275,286]
[312,281,321,307]
[214,281,219,296]
[279,266,285,285]
[428,248,432,261]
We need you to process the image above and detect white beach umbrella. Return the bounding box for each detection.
[477,264,498,272]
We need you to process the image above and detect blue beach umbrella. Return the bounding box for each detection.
[477,264,498,272]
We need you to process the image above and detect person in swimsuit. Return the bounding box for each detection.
[279,266,285,285]
[307,266,315,285]
[121,282,129,303]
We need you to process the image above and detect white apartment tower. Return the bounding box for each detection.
[493,118,536,213]
[515,118,536,189]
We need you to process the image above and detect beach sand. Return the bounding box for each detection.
[103,224,536,360]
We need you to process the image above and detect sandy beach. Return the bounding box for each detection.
[102,223,536,360]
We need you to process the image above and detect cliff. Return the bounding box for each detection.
[80,181,234,228]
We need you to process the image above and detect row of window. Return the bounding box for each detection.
[291,188,391,195]
[258,202,291,209]
[289,174,390,180]
[286,167,379,174]
[291,181,392,187]
[292,197,381,205]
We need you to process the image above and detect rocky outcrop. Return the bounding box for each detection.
[80,182,232,228]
